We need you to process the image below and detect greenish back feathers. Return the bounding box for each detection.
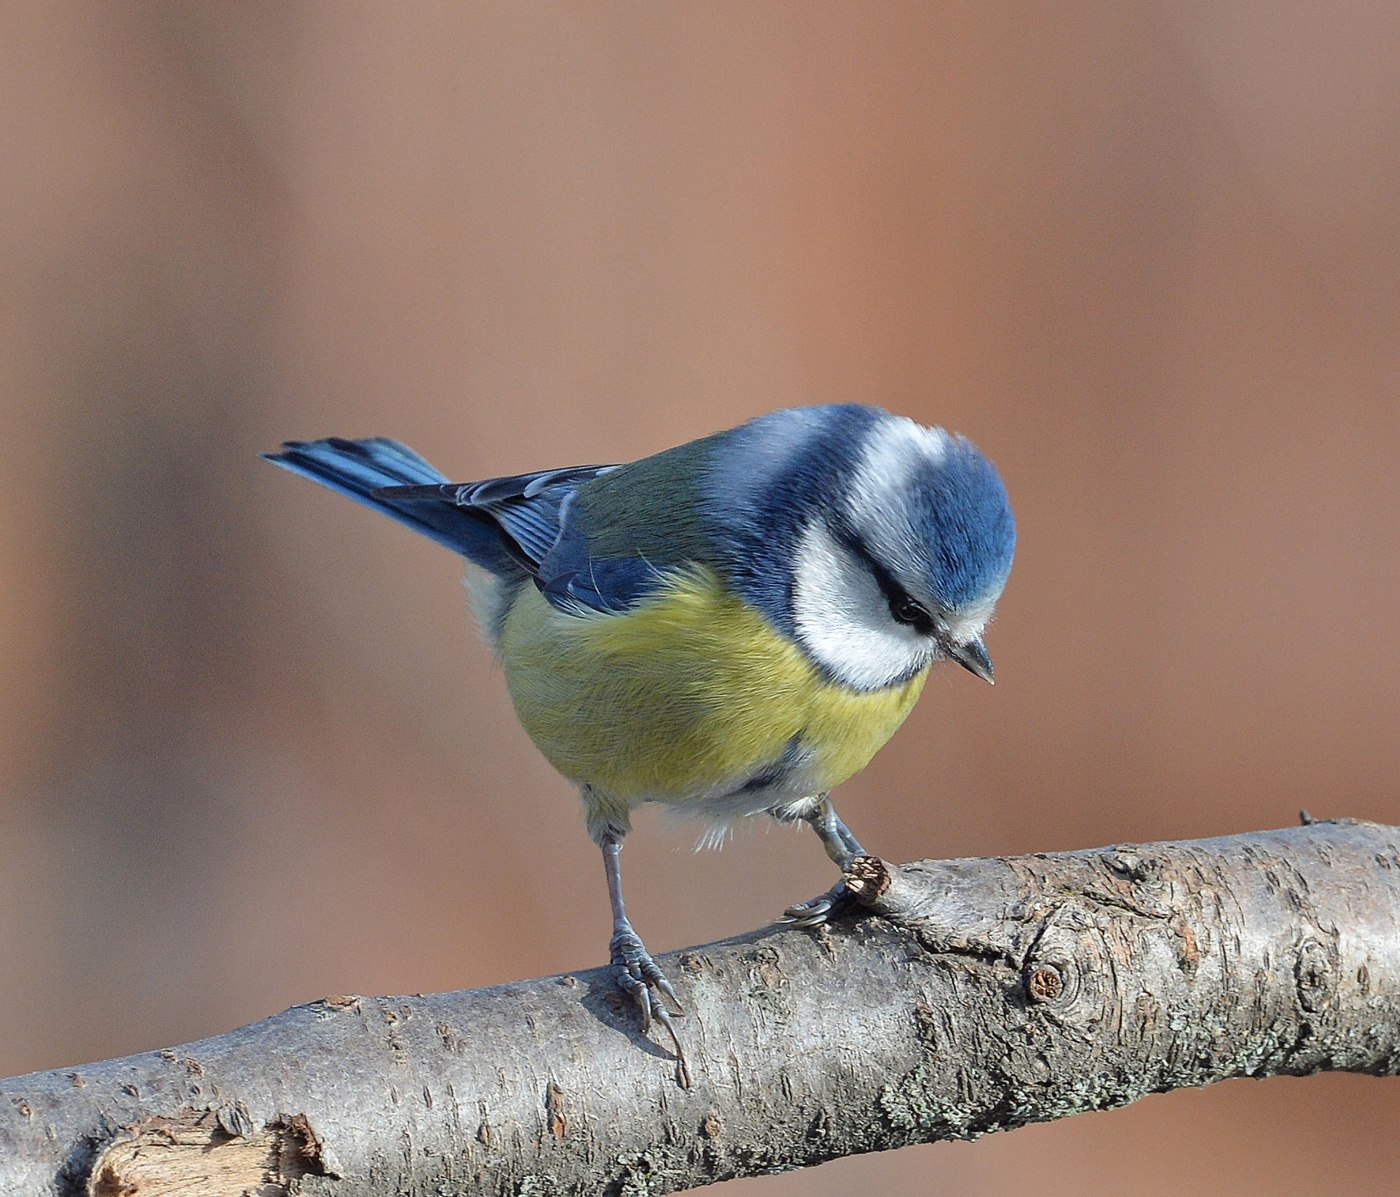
[571,434,723,565]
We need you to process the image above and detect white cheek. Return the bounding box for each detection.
[791,522,931,691]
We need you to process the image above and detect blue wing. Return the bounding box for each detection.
[375,464,616,580]
[379,466,679,614]
[264,437,528,573]
[268,437,681,613]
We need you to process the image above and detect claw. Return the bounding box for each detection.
[779,880,857,928]
[652,973,683,1014]
[612,963,653,1030]
[610,929,684,1018]
[609,925,691,1086]
[598,834,689,1085]
[778,895,831,926]
[652,1006,692,1089]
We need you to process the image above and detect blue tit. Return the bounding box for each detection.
[265,404,1015,1078]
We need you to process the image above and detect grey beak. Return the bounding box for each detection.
[949,635,995,685]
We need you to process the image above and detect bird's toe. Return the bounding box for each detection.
[607,927,690,1087]
[779,880,858,928]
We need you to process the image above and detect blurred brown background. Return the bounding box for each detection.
[2,3,1397,1193]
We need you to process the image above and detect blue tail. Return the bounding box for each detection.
[263,437,517,574]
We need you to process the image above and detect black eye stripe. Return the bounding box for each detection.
[890,595,934,631]
[830,524,935,634]
[830,524,899,600]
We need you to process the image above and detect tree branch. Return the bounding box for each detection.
[4,819,1398,1196]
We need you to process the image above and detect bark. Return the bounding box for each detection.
[3,819,1398,1196]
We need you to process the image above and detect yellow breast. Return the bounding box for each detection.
[496,565,927,807]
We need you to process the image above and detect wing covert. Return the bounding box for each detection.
[377,462,673,613]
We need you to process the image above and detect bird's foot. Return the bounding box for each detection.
[609,926,691,1088]
[610,926,684,1028]
[779,880,858,928]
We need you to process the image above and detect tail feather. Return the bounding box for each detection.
[263,437,517,573]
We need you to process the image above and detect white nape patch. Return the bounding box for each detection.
[792,520,934,691]
[850,417,950,507]
[844,417,951,571]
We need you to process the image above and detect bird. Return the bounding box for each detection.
[265,404,1015,1083]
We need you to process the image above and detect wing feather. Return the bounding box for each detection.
[379,463,670,612]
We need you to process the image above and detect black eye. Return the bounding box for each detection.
[889,595,934,634]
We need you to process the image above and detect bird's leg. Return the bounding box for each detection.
[599,831,691,1086]
[778,794,866,928]
[809,796,867,864]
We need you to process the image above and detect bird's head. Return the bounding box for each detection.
[778,411,1015,692]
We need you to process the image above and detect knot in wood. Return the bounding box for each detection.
[1026,964,1065,1004]
[1294,936,1336,1014]
[1019,907,1099,1019]
[1102,849,1158,885]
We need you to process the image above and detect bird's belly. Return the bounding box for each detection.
[496,566,928,811]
